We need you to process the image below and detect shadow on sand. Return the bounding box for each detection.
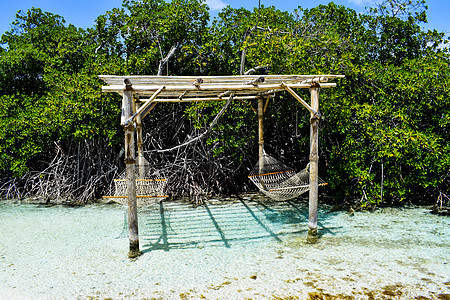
[117,197,341,253]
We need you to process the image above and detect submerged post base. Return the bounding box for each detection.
[128,241,143,259]
[128,251,143,259]
[306,228,318,244]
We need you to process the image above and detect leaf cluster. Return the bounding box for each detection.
[0,0,448,205]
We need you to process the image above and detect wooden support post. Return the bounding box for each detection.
[136,103,146,179]
[123,79,142,258]
[308,83,320,243]
[258,96,264,161]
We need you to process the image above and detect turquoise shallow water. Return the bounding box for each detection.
[0,198,449,299]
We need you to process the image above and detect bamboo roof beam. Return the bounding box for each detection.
[300,77,328,84]
[123,86,165,126]
[281,82,321,119]
[178,90,189,100]
[218,90,231,98]
[244,76,265,86]
[140,102,158,120]
[264,94,271,113]
[99,74,345,86]
[102,82,337,94]
[140,95,261,102]
[192,78,203,88]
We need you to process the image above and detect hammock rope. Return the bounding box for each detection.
[103,156,168,206]
[248,151,326,201]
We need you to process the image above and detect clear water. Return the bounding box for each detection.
[0,198,448,299]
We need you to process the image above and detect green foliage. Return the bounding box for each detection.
[327,57,450,205]
[0,8,122,177]
[200,1,449,205]
[119,0,209,75]
[0,1,448,205]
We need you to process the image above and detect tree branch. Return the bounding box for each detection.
[148,94,234,153]
[157,45,177,76]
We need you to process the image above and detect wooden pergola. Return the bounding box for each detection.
[100,74,344,258]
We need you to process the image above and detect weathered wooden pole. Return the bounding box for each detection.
[308,83,320,242]
[122,78,142,258]
[135,102,146,179]
[258,96,264,160]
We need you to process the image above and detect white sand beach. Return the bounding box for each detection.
[0,198,449,299]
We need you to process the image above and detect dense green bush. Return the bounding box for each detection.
[0,0,448,205]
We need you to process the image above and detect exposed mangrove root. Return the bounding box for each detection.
[0,103,253,205]
[430,191,450,215]
[0,138,120,205]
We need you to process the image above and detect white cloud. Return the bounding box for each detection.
[205,0,228,11]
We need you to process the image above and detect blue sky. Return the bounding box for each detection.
[1,0,449,37]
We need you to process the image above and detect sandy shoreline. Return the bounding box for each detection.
[1,200,449,299]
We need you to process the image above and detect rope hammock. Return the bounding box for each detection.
[104,94,235,205]
[248,151,327,201]
[103,156,168,206]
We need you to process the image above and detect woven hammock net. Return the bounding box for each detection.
[103,156,168,206]
[248,152,326,201]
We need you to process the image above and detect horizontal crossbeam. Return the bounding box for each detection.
[103,82,337,94]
